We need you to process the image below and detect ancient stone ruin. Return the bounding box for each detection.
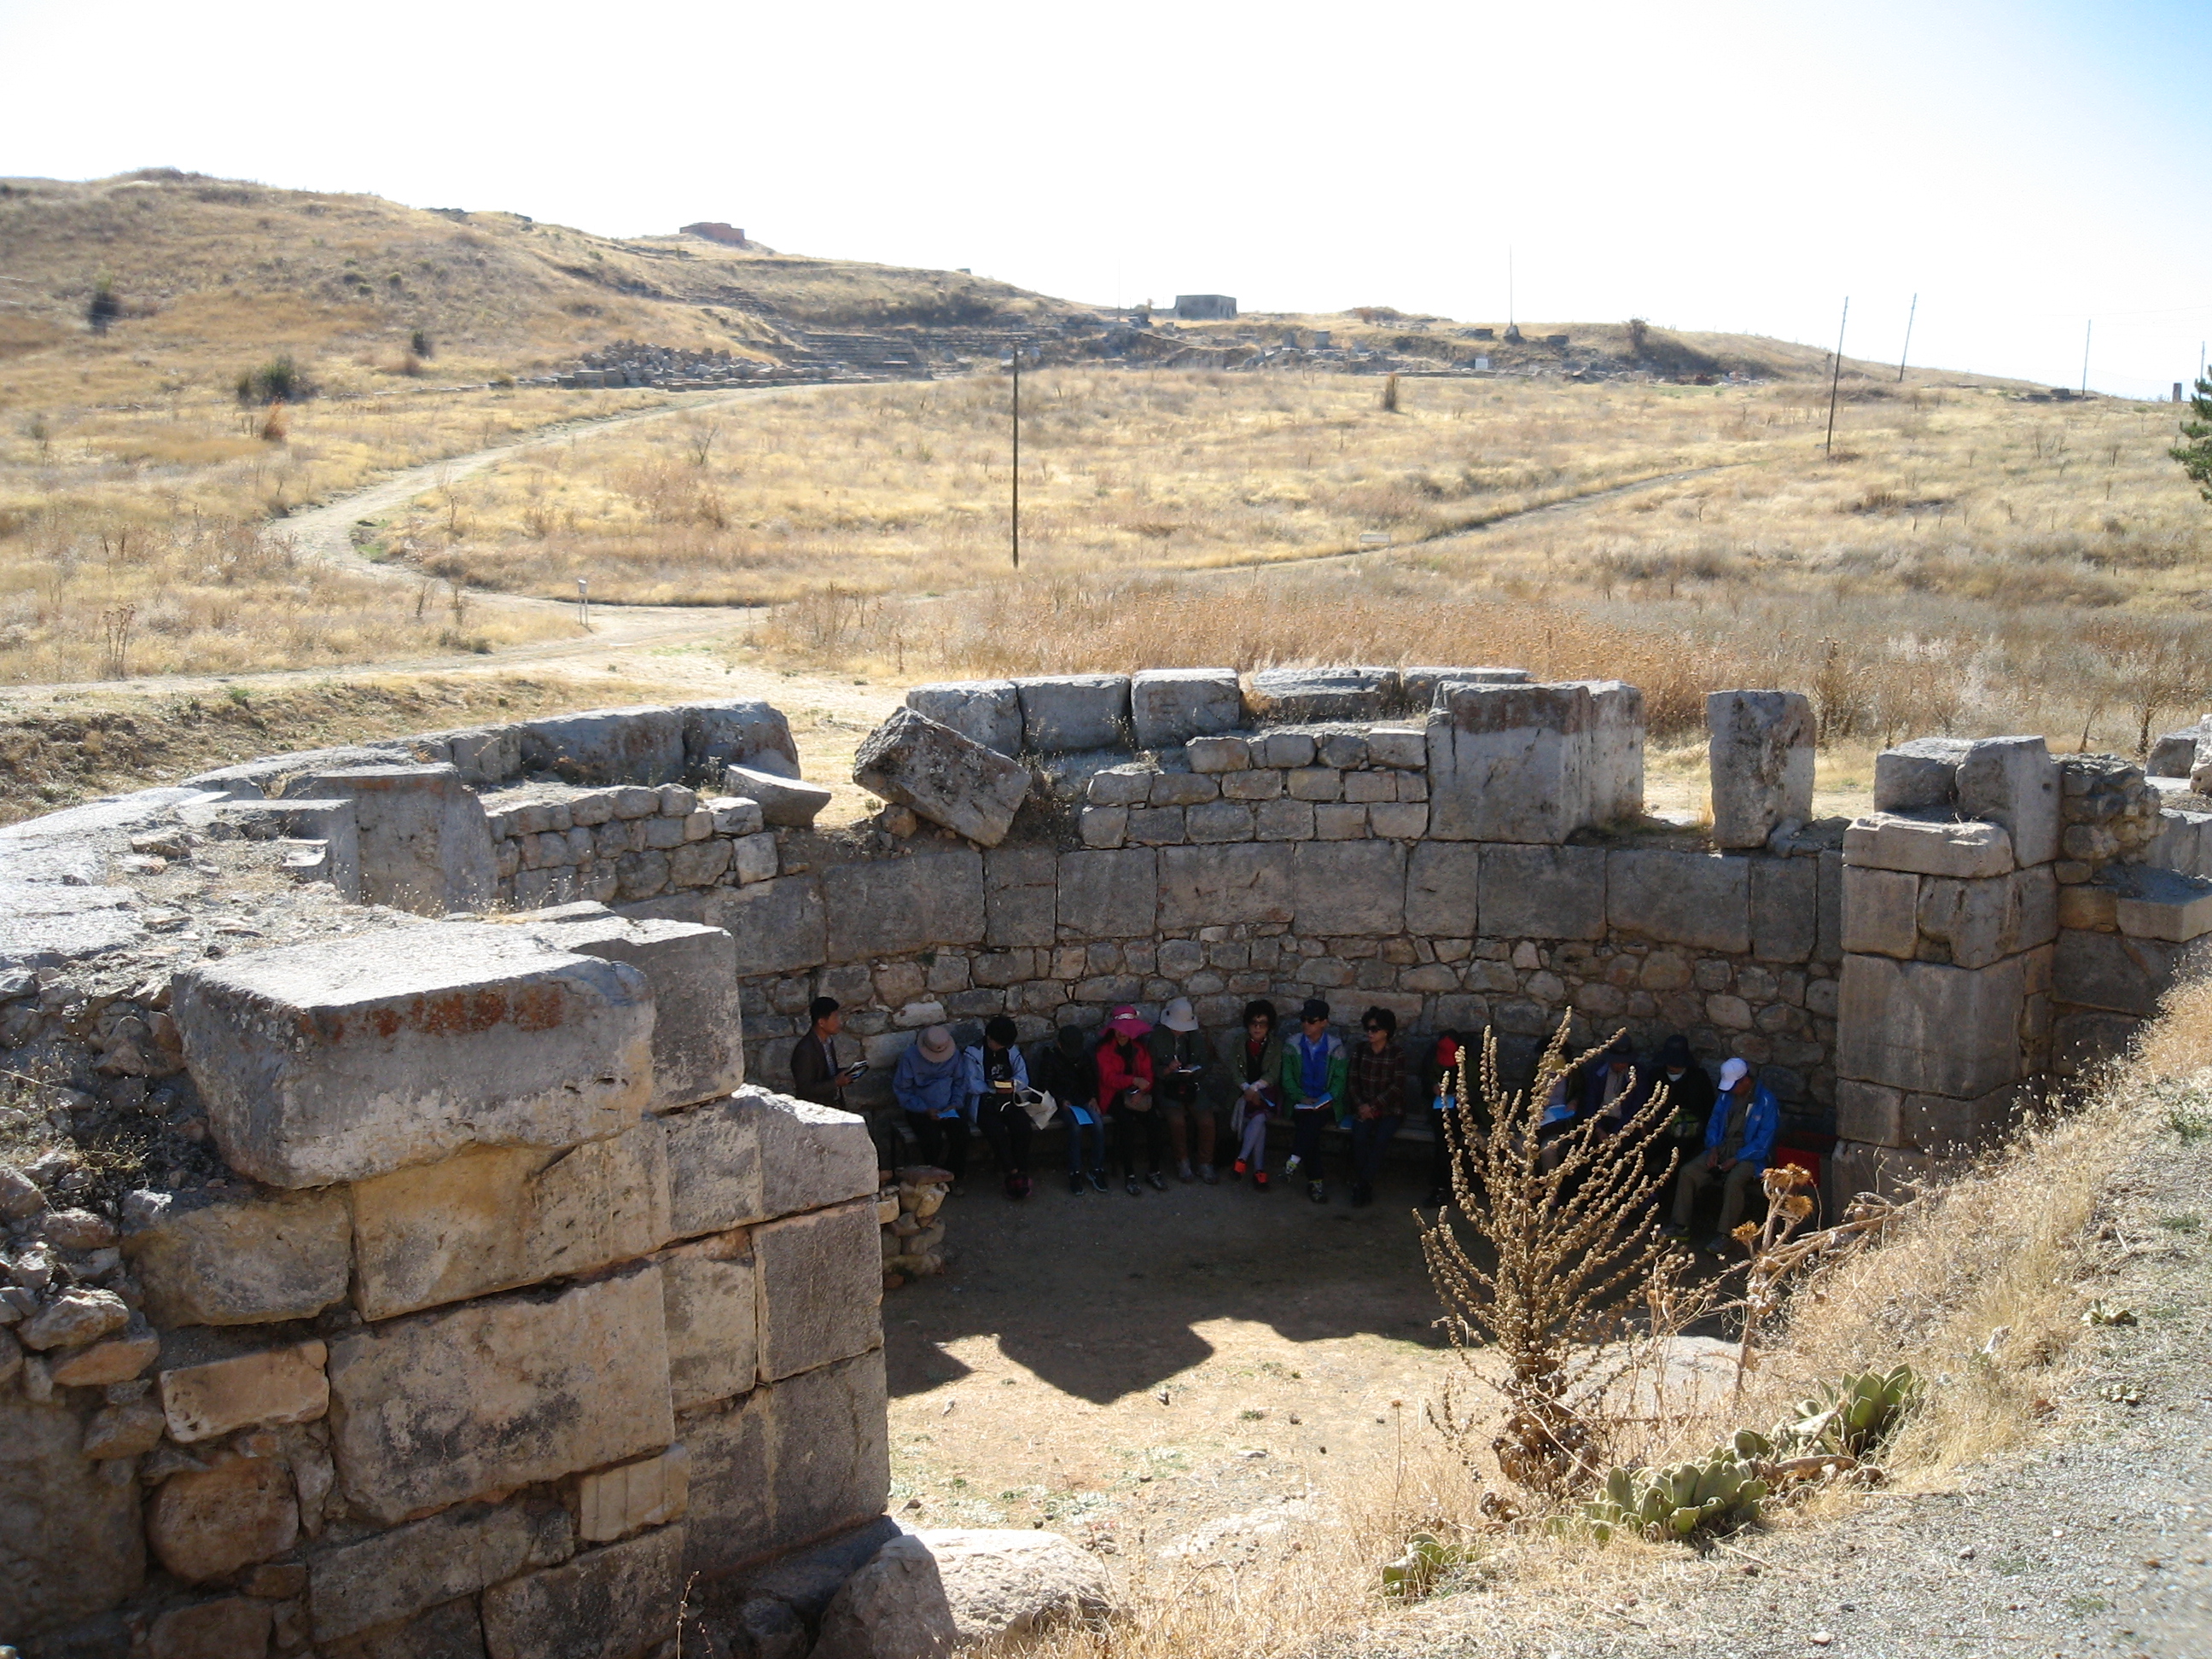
[4,667,2209,1656]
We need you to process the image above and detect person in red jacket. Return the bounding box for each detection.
[1097,1005,1166,1196]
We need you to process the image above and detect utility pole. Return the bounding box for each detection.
[1010,347,1022,569]
[1825,297,1849,455]
[2081,319,2093,396]
[1507,246,1514,330]
[577,577,590,632]
[1896,293,1917,383]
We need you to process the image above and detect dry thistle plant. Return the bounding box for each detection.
[1419,1022,1677,1503]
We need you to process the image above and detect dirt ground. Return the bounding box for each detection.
[881,1132,1465,1557]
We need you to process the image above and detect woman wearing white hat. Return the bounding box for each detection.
[1147,997,1219,1185]
[1663,1057,1777,1254]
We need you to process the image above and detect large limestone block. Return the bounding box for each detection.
[1291,841,1406,936]
[1406,841,1481,937]
[1749,854,1818,963]
[663,1086,876,1238]
[319,1595,487,1658]
[1956,736,2061,868]
[1014,674,1131,753]
[1400,666,1529,710]
[292,764,495,915]
[812,1534,961,1659]
[687,876,826,978]
[1572,679,1646,823]
[1706,690,1814,850]
[173,926,654,1189]
[1247,666,1398,725]
[161,1341,329,1441]
[307,1499,573,1644]
[984,847,1057,947]
[1427,682,1595,844]
[1842,813,2016,879]
[1157,843,1293,930]
[326,1267,673,1525]
[824,849,986,959]
[663,1237,759,1410]
[124,1188,352,1326]
[680,1348,889,1576]
[2110,864,2212,943]
[480,1525,684,1659]
[523,915,744,1109]
[352,1121,672,1320]
[905,680,1023,757]
[754,1199,884,1382]
[520,706,684,786]
[0,1396,146,1639]
[1835,1078,2019,1153]
[2052,928,2190,1016]
[148,1453,299,1584]
[681,698,800,782]
[1057,848,1158,938]
[1476,844,1606,940]
[853,709,1030,847]
[148,1596,272,1659]
[725,764,832,829]
[2148,719,2212,778]
[578,1446,690,1545]
[1915,866,2057,969]
[918,1528,1116,1645]
[1871,736,1971,813]
[1607,850,1749,952]
[1837,952,2027,1098]
[1840,865,1919,958]
[1129,668,1245,750]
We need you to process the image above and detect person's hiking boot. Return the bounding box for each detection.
[1253,1170,1271,1190]
[1307,1179,1328,1203]
[1284,1154,1303,1179]
[1423,1187,1448,1208]
[1125,1176,1142,1196]
[1660,1223,1691,1239]
[1703,1234,1733,1255]
[1177,1160,1195,1184]
[1005,1173,1030,1200]
[1199,1163,1219,1185]
[1087,1171,1109,1194]
[1147,1170,1168,1192]
[1069,1172,1085,1196]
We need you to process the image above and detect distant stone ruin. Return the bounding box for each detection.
[4,669,2209,1655]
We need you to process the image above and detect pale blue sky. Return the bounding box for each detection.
[3,0,2207,395]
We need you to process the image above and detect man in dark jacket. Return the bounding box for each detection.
[790,997,888,1171]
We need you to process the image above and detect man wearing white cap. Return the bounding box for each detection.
[1663,1057,1777,1253]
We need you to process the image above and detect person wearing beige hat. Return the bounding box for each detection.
[1147,997,1219,1184]
[893,1024,969,1184]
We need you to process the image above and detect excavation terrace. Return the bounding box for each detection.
[4,664,2211,1656]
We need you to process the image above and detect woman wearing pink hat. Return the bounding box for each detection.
[1097,1006,1166,1195]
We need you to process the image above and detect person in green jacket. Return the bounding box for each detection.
[1280,997,1349,1204]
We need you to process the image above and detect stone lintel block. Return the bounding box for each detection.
[1749,853,1818,963]
[1426,682,1593,844]
[1291,841,1406,935]
[1837,952,2027,1098]
[1014,674,1131,753]
[662,1236,758,1412]
[822,849,985,960]
[481,1524,685,1659]
[663,1086,876,1239]
[1841,865,1918,958]
[326,1266,672,1525]
[1606,849,1750,952]
[1871,736,1971,813]
[173,925,654,1189]
[2111,865,2212,942]
[754,1199,885,1383]
[1843,812,2016,879]
[307,1499,573,1644]
[523,915,744,1110]
[903,680,1023,756]
[853,707,1030,847]
[1477,843,1606,940]
[160,1340,329,1443]
[1406,841,1480,938]
[1957,735,2061,868]
[640,874,824,978]
[1365,725,1429,769]
[1058,848,1158,937]
[520,706,686,786]
[352,1120,671,1321]
[577,1445,691,1544]
[725,765,831,830]
[1130,667,1245,750]
[680,1348,889,1579]
[1706,690,1814,850]
[124,1189,352,1327]
[1157,843,1292,931]
[2052,928,2188,1017]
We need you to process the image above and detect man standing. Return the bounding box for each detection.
[1664,1057,1776,1253]
[1279,998,1348,1204]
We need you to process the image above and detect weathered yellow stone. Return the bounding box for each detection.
[160,1341,329,1443]
[576,1445,690,1543]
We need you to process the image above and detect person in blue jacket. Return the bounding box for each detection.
[1662,1057,1776,1254]
[893,1025,969,1183]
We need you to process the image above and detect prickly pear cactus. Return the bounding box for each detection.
[1777,1366,1919,1458]
[1580,1444,1771,1543]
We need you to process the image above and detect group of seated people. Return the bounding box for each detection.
[789,995,1782,1244]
